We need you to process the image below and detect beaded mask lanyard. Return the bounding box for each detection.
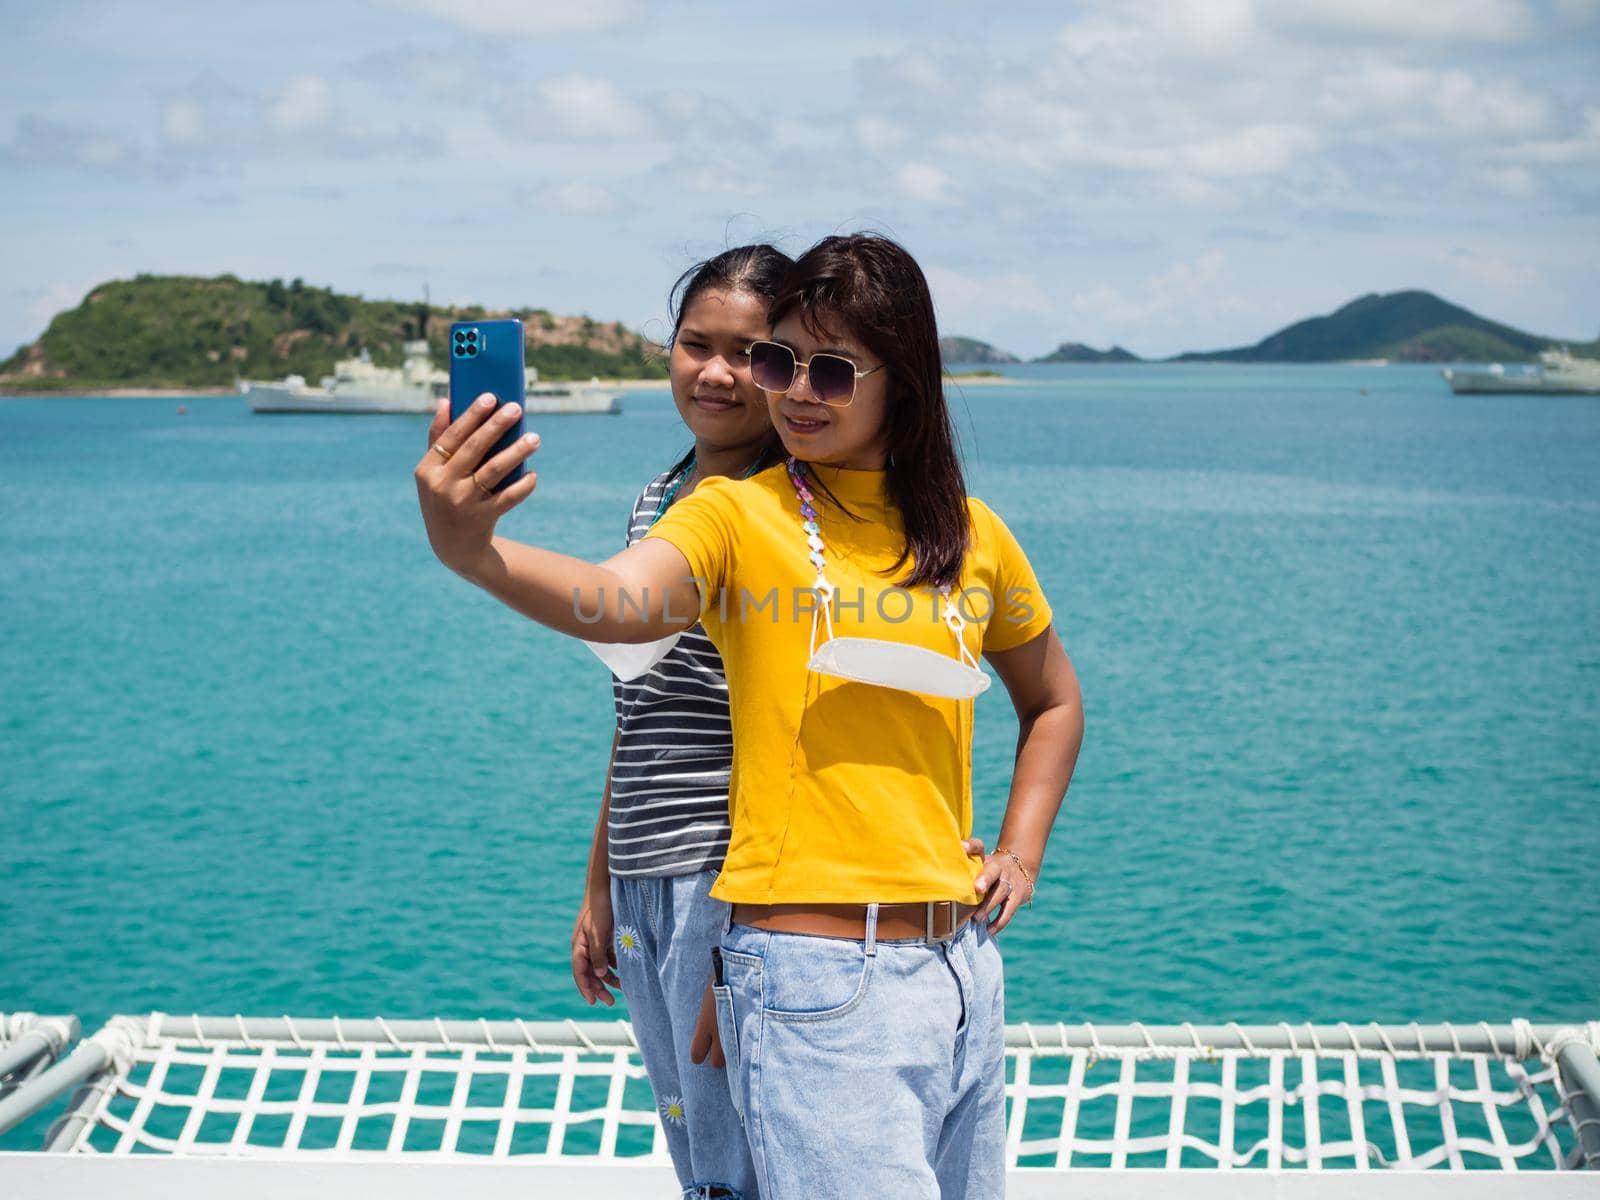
[651,460,693,524]
[653,454,763,525]
[785,456,982,670]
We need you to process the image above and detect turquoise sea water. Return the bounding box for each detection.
[4,366,1597,1073]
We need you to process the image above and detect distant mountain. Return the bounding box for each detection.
[0,274,667,391]
[1035,342,1142,364]
[1173,290,1591,364]
[940,336,1019,364]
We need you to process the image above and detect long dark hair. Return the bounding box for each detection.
[768,234,968,589]
[664,243,794,478]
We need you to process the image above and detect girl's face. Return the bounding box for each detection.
[669,287,774,456]
[764,311,890,471]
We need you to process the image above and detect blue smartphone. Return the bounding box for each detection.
[449,318,526,493]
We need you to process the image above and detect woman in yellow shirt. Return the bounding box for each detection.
[417,234,1083,1198]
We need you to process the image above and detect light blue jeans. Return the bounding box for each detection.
[712,908,1006,1199]
[612,870,758,1199]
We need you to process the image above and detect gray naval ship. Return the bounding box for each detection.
[242,340,621,415]
[1442,347,1600,395]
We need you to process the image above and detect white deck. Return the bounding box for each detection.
[4,1156,1596,1198]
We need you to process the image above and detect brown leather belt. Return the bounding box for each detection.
[732,901,979,944]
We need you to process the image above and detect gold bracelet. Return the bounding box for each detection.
[995,848,1036,907]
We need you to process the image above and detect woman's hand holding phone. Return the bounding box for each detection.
[415,394,540,577]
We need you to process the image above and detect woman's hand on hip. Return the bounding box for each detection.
[415,395,540,576]
[972,848,1036,936]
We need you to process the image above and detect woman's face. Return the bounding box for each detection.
[669,286,774,456]
[764,310,890,470]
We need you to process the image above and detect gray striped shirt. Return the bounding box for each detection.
[607,468,733,878]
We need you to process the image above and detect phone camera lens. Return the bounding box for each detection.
[466,331,478,342]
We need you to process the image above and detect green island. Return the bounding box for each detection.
[0,274,668,393]
[8,280,1596,395]
[1035,343,1141,364]
[938,336,1020,365]
[942,291,1599,366]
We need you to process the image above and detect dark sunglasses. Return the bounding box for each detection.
[747,340,885,407]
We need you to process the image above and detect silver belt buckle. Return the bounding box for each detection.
[924,901,958,944]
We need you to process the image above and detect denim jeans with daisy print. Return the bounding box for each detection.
[712,907,1006,1199]
[612,869,756,1200]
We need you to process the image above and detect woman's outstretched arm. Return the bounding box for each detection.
[416,395,703,642]
[974,629,1084,933]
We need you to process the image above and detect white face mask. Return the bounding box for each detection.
[790,459,991,700]
[584,633,683,681]
[808,620,992,700]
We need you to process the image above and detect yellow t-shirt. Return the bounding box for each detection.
[645,463,1054,905]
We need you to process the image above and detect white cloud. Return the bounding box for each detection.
[1179,124,1318,177]
[652,90,762,144]
[374,0,637,35]
[877,1,1584,231]
[538,180,622,214]
[895,162,955,204]
[654,160,772,199]
[0,115,144,173]
[536,75,657,140]
[5,1,1594,365]
[1163,174,1229,206]
[1444,246,1540,295]
[926,266,1055,335]
[1061,1,1258,60]
[1500,106,1600,164]
[963,86,1086,159]
[1265,0,1534,42]
[161,99,206,147]
[353,45,484,101]
[266,76,334,135]
[940,113,1315,183]
[1151,0,1258,55]
[1151,250,1228,298]
[882,52,945,92]
[1066,251,1239,343]
[27,278,99,331]
[153,73,426,163]
[1058,15,1142,58]
[855,114,907,155]
[1478,165,1539,198]
[77,134,134,168]
[1319,66,1549,140]
[769,115,838,152]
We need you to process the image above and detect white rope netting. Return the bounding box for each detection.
[1004,1047,1575,1170]
[57,1016,667,1160]
[43,1016,1590,1170]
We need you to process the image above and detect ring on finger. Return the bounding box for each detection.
[430,442,453,461]
[472,472,493,498]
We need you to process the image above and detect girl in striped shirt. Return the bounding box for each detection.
[570,245,790,1199]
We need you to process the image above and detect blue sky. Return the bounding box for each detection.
[2,0,1597,360]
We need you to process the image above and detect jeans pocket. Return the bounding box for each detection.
[759,933,874,1023]
[711,983,744,1123]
